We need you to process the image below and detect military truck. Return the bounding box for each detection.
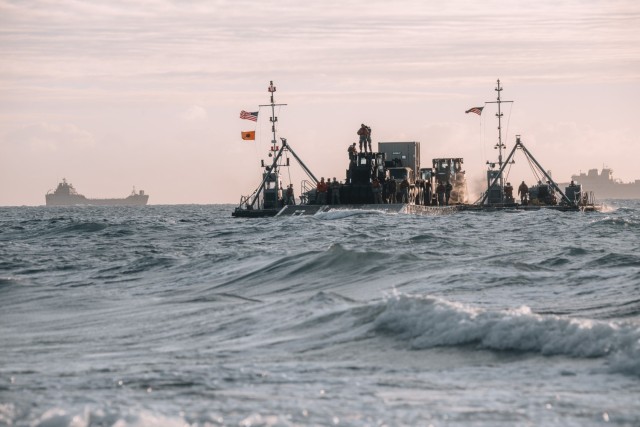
[378,142,421,203]
[433,158,468,204]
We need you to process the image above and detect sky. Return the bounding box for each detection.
[1,0,639,205]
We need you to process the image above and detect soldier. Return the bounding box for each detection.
[316,177,328,204]
[286,184,295,205]
[436,181,446,206]
[365,125,372,153]
[331,178,341,204]
[386,178,397,203]
[424,179,432,206]
[372,178,382,204]
[518,180,529,204]
[348,143,357,163]
[504,182,514,202]
[357,124,368,153]
[445,181,453,205]
[400,178,410,203]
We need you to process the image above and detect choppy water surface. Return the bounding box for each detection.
[1,202,639,426]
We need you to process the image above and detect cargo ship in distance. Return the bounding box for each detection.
[558,168,640,199]
[45,179,149,206]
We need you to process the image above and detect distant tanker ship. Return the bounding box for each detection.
[559,168,640,200]
[45,179,149,206]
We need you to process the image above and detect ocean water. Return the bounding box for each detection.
[1,202,639,427]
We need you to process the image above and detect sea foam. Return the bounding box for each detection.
[372,294,640,375]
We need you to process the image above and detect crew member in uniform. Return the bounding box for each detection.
[423,179,432,205]
[400,178,410,203]
[372,178,382,204]
[504,182,514,203]
[445,181,453,205]
[330,178,341,204]
[286,184,295,205]
[316,177,328,204]
[436,181,446,206]
[357,124,368,153]
[348,143,357,163]
[386,178,397,203]
[518,181,529,204]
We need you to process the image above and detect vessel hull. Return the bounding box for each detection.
[461,204,600,212]
[231,208,280,218]
[45,194,149,206]
[233,202,602,217]
[276,203,462,216]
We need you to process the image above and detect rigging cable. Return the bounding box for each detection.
[480,105,486,177]
[505,154,515,183]
[504,102,514,150]
[525,154,543,184]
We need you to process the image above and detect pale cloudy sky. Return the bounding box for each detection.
[1,0,639,205]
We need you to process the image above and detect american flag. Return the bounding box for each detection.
[240,110,258,122]
[465,107,484,115]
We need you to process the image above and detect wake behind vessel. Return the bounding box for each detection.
[232,80,602,217]
[45,179,149,206]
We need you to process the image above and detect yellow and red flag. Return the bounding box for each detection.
[241,131,255,141]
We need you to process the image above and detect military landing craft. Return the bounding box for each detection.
[231,80,602,218]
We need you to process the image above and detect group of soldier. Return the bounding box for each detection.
[310,175,434,206]
[285,121,541,208]
[369,176,454,206]
[309,176,415,206]
[285,124,373,207]
[504,181,530,204]
[314,177,342,205]
[347,124,373,161]
[422,180,454,206]
[370,177,411,204]
[284,177,342,206]
[290,178,533,207]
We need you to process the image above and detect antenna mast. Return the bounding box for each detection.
[485,79,513,189]
[260,81,287,154]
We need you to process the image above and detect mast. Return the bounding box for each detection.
[485,79,513,199]
[495,79,506,171]
[234,81,319,215]
[260,81,287,153]
[245,81,287,209]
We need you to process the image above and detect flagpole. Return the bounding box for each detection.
[259,81,287,153]
[484,79,513,199]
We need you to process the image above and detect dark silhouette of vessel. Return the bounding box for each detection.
[45,179,149,206]
[558,168,640,199]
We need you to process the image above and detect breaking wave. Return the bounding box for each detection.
[312,208,397,220]
[6,406,223,427]
[370,294,640,376]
